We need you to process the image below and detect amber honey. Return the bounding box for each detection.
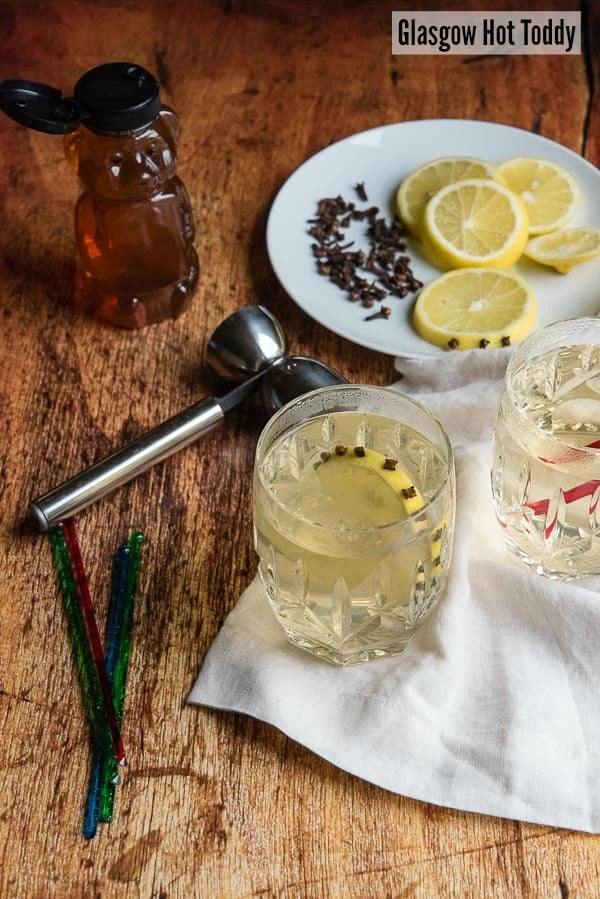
[64,108,198,328]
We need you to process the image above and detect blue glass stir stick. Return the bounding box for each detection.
[83,544,130,839]
[98,532,145,823]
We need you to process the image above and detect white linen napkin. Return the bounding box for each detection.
[189,349,600,833]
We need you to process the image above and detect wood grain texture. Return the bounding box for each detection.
[0,1,597,896]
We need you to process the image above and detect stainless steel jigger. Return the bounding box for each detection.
[259,356,345,416]
[28,306,346,531]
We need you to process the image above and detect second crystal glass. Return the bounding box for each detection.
[491,317,600,579]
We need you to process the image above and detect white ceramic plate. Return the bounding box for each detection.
[266,119,600,358]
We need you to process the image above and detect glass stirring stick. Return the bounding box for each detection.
[83,543,130,839]
[62,518,126,767]
[98,531,145,823]
[48,524,120,786]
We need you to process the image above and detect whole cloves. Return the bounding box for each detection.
[309,188,421,314]
[364,305,392,322]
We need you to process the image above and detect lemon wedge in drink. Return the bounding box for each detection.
[412,268,537,350]
[316,446,424,527]
[422,178,529,270]
[316,445,445,579]
[396,156,503,236]
[524,227,600,273]
[496,156,579,235]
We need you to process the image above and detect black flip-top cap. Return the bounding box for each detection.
[0,79,82,134]
[0,63,160,135]
[74,63,160,133]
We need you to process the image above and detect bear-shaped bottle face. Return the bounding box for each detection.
[64,107,179,201]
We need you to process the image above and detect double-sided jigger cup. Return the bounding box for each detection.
[29,306,346,530]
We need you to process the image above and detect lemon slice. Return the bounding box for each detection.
[422,178,529,270]
[316,446,445,581]
[396,156,502,236]
[412,268,537,351]
[317,446,424,527]
[496,156,579,235]
[524,227,600,273]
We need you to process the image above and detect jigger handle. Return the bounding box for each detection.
[29,396,227,531]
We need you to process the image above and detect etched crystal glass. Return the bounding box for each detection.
[491,317,600,579]
[253,385,455,665]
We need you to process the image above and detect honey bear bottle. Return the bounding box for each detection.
[0,63,198,328]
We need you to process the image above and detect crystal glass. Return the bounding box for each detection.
[491,317,600,579]
[253,385,455,666]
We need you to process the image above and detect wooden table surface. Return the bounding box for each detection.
[1,1,598,896]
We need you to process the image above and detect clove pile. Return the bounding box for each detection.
[308,186,423,319]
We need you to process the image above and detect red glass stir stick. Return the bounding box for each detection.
[63,518,126,766]
[524,479,600,517]
[524,439,600,518]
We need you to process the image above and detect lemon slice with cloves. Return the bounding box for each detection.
[316,445,424,527]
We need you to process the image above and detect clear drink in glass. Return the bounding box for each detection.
[492,317,600,579]
[253,385,455,665]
